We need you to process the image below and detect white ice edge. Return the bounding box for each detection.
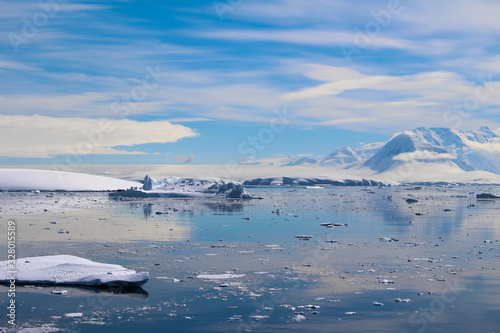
[0,169,141,191]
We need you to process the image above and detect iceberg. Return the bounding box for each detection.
[109,175,254,199]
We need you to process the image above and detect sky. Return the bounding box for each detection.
[1,0,500,166]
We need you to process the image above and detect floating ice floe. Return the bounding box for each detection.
[320,222,347,227]
[394,298,411,303]
[156,277,181,282]
[379,237,399,242]
[292,314,307,322]
[295,235,314,240]
[476,193,500,199]
[372,301,384,306]
[196,273,245,280]
[51,289,68,295]
[0,255,149,287]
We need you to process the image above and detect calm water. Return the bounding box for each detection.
[1,186,499,332]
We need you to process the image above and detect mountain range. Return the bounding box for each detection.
[240,127,500,175]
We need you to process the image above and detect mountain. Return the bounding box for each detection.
[320,142,384,167]
[364,127,500,173]
[363,131,470,172]
[286,156,320,166]
[239,127,500,177]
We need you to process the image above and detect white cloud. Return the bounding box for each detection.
[194,29,411,50]
[0,115,198,158]
[463,139,500,155]
[0,59,38,71]
[282,65,473,101]
[393,151,456,162]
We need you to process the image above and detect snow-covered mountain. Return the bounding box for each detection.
[364,127,500,173]
[321,142,384,167]
[240,126,500,176]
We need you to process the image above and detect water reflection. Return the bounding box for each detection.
[0,284,149,300]
[117,198,246,219]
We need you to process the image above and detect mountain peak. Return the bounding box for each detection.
[363,133,421,172]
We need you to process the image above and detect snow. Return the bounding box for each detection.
[0,169,141,191]
[0,255,149,287]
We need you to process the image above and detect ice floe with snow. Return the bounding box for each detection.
[0,255,149,287]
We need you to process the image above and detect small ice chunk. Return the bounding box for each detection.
[320,222,346,227]
[292,314,307,322]
[157,277,180,282]
[51,290,68,295]
[250,315,269,320]
[295,235,313,240]
[196,273,245,280]
[379,237,399,242]
[394,298,411,303]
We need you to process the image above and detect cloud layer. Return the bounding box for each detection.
[0,115,198,158]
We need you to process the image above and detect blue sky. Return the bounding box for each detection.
[1,0,499,165]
